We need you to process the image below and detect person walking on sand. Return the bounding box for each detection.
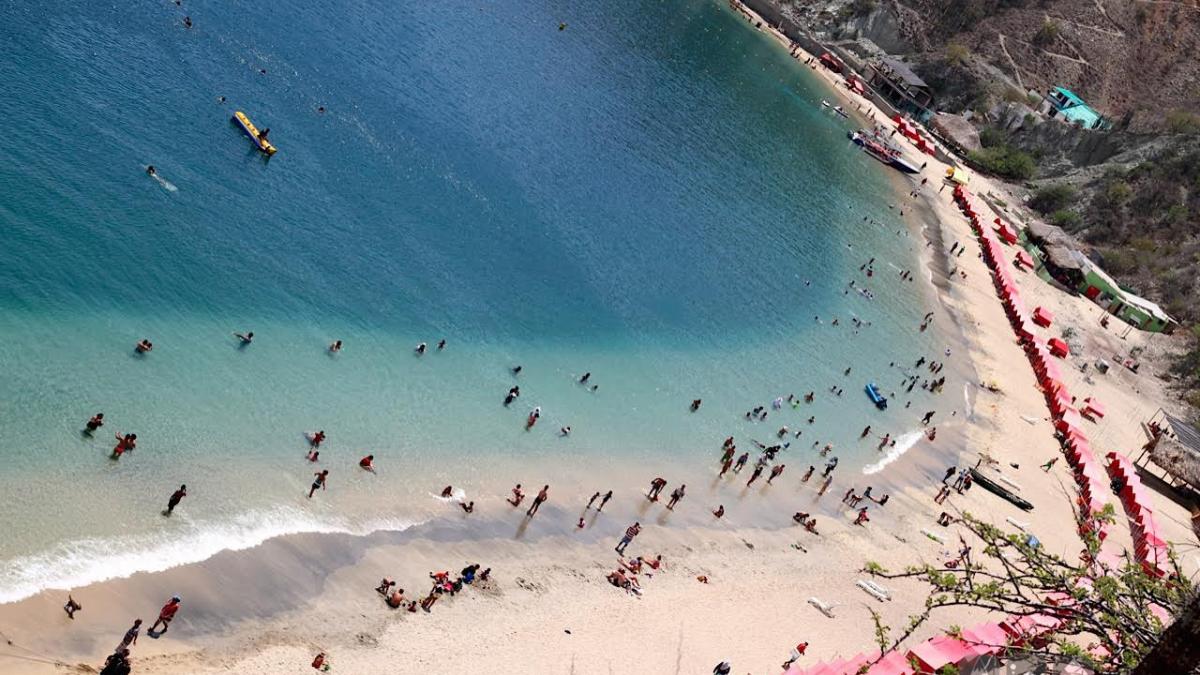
[149,596,180,634]
[942,466,956,483]
[64,594,82,619]
[308,470,328,498]
[615,522,640,554]
[666,484,686,510]
[767,464,785,484]
[1041,457,1059,471]
[116,619,141,653]
[921,410,935,425]
[782,642,809,669]
[587,491,601,509]
[647,477,667,501]
[164,484,187,515]
[527,485,548,517]
[801,465,815,482]
[854,507,870,525]
[598,490,613,511]
[817,477,832,496]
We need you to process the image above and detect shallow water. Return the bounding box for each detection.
[0,0,945,601]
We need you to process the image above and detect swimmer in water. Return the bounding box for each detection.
[526,406,541,430]
[329,340,342,353]
[309,430,326,447]
[441,485,453,498]
[359,454,375,473]
[415,342,427,355]
[233,331,254,345]
[135,339,153,353]
[560,426,571,436]
[306,450,319,462]
[146,165,156,176]
[85,413,104,434]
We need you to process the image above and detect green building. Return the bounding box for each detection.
[1046,87,1109,130]
[1025,223,1177,333]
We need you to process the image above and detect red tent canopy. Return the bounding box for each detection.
[1056,408,1085,435]
[1015,250,1034,269]
[1082,397,1106,418]
[997,223,1018,244]
[908,636,969,672]
[1048,337,1070,358]
[865,651,916,675]
[1033,306,1053,327]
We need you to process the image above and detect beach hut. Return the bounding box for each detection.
[947,167,969,185]
[1032,306,1053,328]
[1048,337,1070,358]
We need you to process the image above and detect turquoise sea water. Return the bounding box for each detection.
[0,0,941,601]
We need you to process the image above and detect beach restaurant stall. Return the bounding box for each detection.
[1137,410,1200,496]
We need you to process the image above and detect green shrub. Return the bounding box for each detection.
[1105,181,1132,205]
[1033,20,1060,47]
[978,127,1007,148]
[945,43,970,67]
[1031,184,1077,213]
[1050,210,1081,228]
[1166,110,1200,134]
[969,147,1037,180]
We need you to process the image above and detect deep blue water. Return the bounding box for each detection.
[0,0,938,600]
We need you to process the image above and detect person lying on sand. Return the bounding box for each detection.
[376,578,395,595]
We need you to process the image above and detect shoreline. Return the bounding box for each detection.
[4,3,1196,674]
[0,10,993,674]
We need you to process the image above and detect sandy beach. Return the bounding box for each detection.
[3,3,1196,675]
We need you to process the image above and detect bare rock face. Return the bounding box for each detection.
[766,0,1199,132]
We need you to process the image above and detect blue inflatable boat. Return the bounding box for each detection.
[865,382,888,410]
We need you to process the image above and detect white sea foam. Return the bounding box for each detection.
[861,429,923,475]
[0,507,419,604]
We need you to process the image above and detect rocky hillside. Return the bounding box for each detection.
[777,0,1200,132]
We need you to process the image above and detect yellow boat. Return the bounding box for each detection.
[232,111,277,156]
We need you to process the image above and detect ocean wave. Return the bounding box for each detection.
[0,507,420,604]
[861,429,923,475]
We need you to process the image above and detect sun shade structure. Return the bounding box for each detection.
[1047,337,1069,358]
[1033,306,1053,328]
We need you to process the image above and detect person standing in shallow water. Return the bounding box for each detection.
[308,470,328,498]
[164,484,186,515]
[527,485,549,517]
[666,484,685,509]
